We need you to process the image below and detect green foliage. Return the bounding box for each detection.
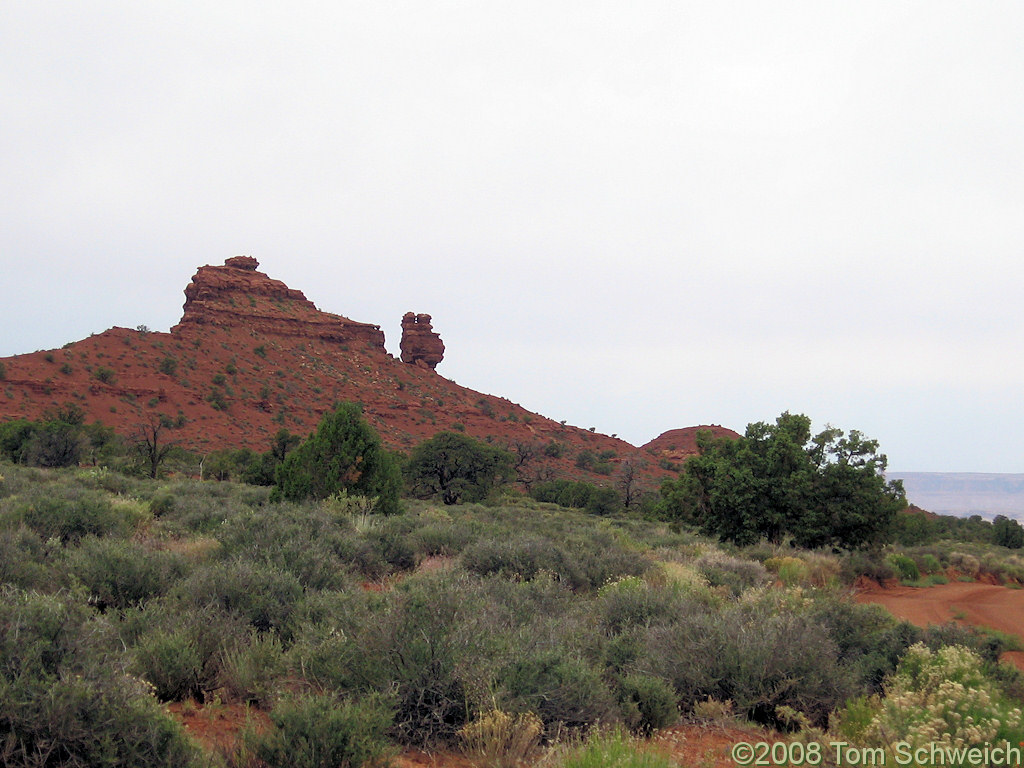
[837,643,1024,759]
[553,728,675,768]
[94,366,116,384]
[68,536,184,608]
[158,356,178,376]
[1,487,140,543]
[133,626,205,701]
[405,431,513,505]
[575,449,614,475]
[246,692,394,768]
[175,557,303,632]
[993,514,1024,549]
[274,402,401,514]
[0,587,201,767]
[663,412,905,549]
[544,440,566,458]
[617,673,679,733]
[503,649,619,732]
[888,553,921,582]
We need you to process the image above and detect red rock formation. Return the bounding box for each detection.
[642,425,740,464]
[172,257,385,349]
[400,312,445,369]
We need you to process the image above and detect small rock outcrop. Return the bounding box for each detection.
[400,312,444,369]
[172,257,385,349]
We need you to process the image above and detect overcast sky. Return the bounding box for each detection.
[2,2,1023,472]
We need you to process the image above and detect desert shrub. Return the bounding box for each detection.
[915,553,943,574]
[836,643,1024,757]
[462,535,571,583]
[531,479,598,509]
[293,571,497,746]
[219,629,286,707]
[617,673,679,733]
[643,598,852,727]
[215,504,352,590]
[0,525,56,590]
[840,549,895,583]
[411,520,474,556]
[149,488,177,516]
[68,536,185,608]
[175,557,303,632]
[246,692,394,768]
[948,551,981,578]
[694,554,771,596]
[764,556,809,586]
[501,648,619,732]
[1,486,140,543]
[806,595,921,692]
[597,576,679,634]
[0,587,201,767]
[133,625,205,701]
[888,553,920,581]
[458,709,543,768]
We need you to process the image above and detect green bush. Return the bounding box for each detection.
[1,487,140,543]
[133,626,205,701]
[292,571,503,747]
[888,553,921,581]
[502,649,619,732]
[219,629,285,707]
[836,643,1024,756]
[176,558,303,632]
[274,402,401,514]
[694,554,771,596]
[0,587,201,766]
[411,521,473,557]
[643,597,852,727]
[405,431,514,505]
[618,673,679,733]
[68,537,184,608]
[246,692,394,768]
[0,525,55,590]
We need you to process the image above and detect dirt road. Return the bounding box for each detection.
[856,580,1024,669]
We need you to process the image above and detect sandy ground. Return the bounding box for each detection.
[855,580,1024,669]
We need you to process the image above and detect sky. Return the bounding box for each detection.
[2,2,1023,473]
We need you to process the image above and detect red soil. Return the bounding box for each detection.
[855,580,1024,670]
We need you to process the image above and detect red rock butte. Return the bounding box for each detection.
[0,256,733,484]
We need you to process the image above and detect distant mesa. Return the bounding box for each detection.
[400,312,445,369]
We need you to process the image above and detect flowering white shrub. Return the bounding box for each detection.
[840,643,1024,762]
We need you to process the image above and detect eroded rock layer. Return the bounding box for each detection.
[171,257,385,349]
[400,312,445,369]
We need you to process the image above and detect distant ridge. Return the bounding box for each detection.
[888,472,1024,520]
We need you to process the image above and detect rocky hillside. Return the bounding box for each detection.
[0,257,731,482]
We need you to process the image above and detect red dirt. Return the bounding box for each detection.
[167,699,768,768]
[0,257,698,487]
[167,700,270,754]
[855,580,1024,670]
[653,723,775,768]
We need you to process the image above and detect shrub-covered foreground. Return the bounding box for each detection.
[2,461,1024,767]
